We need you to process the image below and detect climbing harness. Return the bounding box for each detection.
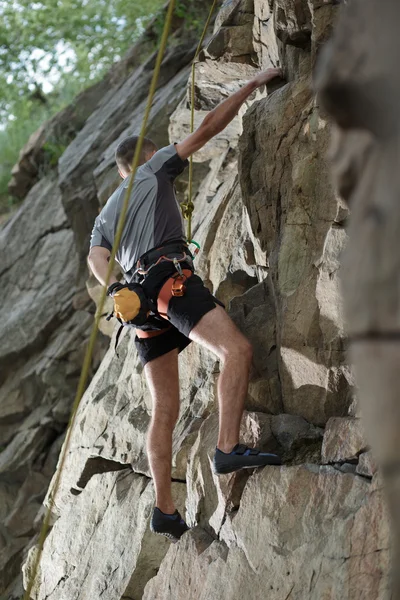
[135,242,193,300]
[106,240,193,328]
[22,2,177,598]
[180,0,218,244]
[132,239,193,278]
[112,241,194,349]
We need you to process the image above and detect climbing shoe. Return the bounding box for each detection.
[150,507,189,543]
[213,443,282,475]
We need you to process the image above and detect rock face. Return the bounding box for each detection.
[1,0,392,599]
[316,0,400,592]
[144,467,390,600]
[321,417,367,464]
[0,174,96,598]
[23,473,187,600]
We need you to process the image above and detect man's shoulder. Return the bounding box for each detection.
[102,179,128,210]
[143,144,175,171]
[146,144,188,179]
[101,168,158,213]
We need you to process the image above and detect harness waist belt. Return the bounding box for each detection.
[137,240,190,269]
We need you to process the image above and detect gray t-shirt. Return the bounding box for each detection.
[90,144,188,281]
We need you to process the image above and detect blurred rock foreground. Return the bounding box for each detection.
[0,1,392,599]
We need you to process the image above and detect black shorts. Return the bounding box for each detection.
[134,265,223,366]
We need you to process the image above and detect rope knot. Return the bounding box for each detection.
[181,200,194,220]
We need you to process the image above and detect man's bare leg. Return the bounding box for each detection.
[189,305,253,453]
[144,348,180,513]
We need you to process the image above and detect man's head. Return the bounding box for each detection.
[115,135,158,178]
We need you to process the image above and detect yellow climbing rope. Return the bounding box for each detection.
[180,0,218,243]
[22,2,176,598]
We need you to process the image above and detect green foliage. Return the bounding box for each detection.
[0,0,164,215]
[175,0,206,34]
[0,0,217,216]
[42,140,68,169]
[0,99,45,214]
[0,0,164,118]
[0,72,89,214]
[153,0,216,45]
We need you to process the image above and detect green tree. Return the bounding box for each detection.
[0,0,214,214]
[0,0,164,120]
[0,0,164,213]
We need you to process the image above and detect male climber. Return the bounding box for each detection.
[88,67,282,543]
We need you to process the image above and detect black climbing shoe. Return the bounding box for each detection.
[150,507,189,543]
[213,443,282,475]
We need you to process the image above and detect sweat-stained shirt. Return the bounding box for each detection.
[90,144,188,281]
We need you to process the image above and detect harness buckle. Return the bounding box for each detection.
[171,274,186,297]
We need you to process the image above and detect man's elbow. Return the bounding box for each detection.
[88,246,104,269]
[87,249,95,273]
[88,245,111,265]
[88,246,96,263]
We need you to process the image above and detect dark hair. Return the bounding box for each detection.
[115,135,157,171]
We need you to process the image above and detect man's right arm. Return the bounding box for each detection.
[176,67,283,161]
[88,246,118,288]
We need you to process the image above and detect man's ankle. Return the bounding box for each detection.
[216,442,238,454]
[155,502,176,515]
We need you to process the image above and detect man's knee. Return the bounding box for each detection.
[151,406,179,429]
[239,337,253,365]
[223,335,253,366]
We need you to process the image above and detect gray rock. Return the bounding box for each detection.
[230,281,282,415]
[24,471,187,600]
[4,471,48,538]
[253,0,279,68]
[0,537,31,597]
[356,451,377,479]
[335,462,357,475]
[0,177,77,366]
[316,0,400,587]
[322,417,368,464]
[145,466,391,600]
[274,0,312,48]
[0,427,55,481]
[2,0,392,596]
[206,24,255,60]
[271,413,323,451]
[239,75,353,425]
[214,0,254,31]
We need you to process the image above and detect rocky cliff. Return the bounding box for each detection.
[0,1,392,599]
